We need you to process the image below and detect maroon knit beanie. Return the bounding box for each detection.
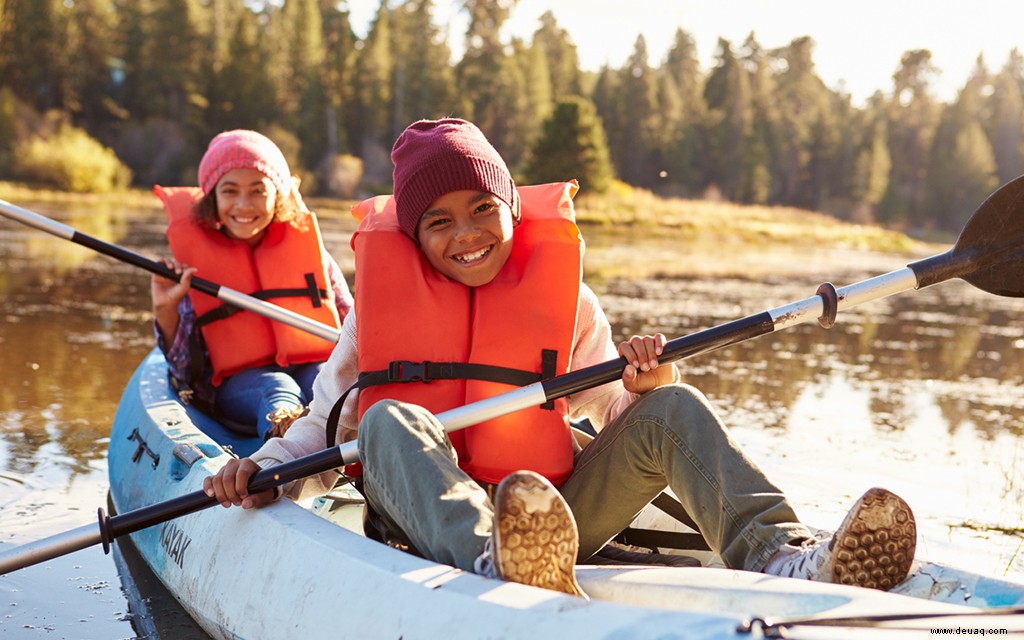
[197,130,292,197]
[391,118,520,239]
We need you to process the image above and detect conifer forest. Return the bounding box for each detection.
[2,0,1022,233]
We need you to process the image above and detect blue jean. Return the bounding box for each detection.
[357,384,813,574]
[215,362,323,439]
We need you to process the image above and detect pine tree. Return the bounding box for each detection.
[1,0,66,112]
[524,97,613,192]
[591,65,625,180]
[455,0,524,160]
[531,11,582,99]
[124,0,205,124]
[985,51,1024,184]
[320,1,358,156]
[209,7,276,134]
[390,0,459,135]
[516,37,553,166]
[850,94,891,222]
[616,35,660,187]
[702,38,751,200]
[926,70,998,230]
[738,32,776,204]
[661,28,706,195]
[485,38,530,168]
[881,49,940,225]
[63,0,119,131]
[351,2,394,183]
[276,0,326,169]
[772,36,837,209]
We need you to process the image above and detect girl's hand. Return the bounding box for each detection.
[203,458,275,510]
[151,258,195,311]
[618,334,679,394]
[151,258,196,343]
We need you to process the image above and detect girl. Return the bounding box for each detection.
[152,130,352,440]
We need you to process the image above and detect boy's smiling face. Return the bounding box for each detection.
[416,190,515,287]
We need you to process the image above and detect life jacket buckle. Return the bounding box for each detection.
[388,360,430,383]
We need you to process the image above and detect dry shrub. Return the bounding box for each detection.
[16,124,132,192]
[319,154,363,198]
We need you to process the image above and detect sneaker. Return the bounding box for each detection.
[764,487,916,591]
[490,470,587,598]
[265,405,308,440]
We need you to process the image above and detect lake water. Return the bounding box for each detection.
[0,197,1023,638]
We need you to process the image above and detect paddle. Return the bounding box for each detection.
[0,199,342,342]
[1,174,1022,576]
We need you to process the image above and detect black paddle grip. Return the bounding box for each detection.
[71,231,224,299]
[97,445,349,549]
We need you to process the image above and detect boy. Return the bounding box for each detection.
[205,118,916,596]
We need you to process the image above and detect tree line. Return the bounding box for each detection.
[1,0,1021,233]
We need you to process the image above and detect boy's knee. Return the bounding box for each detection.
[640,383,709,408]
[361,398,402,425]
[359,399,434,446]
[360,399,404,440]
[632,383,721,435]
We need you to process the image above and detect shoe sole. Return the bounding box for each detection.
[831,487,916,590]
[493,471,586,597]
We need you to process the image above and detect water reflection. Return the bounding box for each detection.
[599,273,1024,440]
[0,201,146,287]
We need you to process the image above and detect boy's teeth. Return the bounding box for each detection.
[455,247,489,263]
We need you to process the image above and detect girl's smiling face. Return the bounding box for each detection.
[416,190,515,287]
[214,167,277,246]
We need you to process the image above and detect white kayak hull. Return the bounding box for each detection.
[108,350,1024,639]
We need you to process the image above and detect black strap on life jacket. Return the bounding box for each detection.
[196,272,327,327]
[166,319,216,413]
[324,349,558,449]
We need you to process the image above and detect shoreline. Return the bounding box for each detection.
[0,180,939,282]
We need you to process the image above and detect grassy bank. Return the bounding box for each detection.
[1,180,922,247]
[575,182,923,254]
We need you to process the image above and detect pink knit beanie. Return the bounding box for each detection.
[391,119,520,239]
[197,130,292,196]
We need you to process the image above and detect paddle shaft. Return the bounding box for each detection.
[0,199,342,343]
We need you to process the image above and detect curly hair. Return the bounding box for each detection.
[191,186,309,232]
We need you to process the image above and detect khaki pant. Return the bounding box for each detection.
[357,384,812,574]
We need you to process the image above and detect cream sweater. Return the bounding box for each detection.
[251,283,638,500]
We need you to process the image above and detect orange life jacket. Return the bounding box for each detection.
[155,185,341,386]
[351,181,583,486]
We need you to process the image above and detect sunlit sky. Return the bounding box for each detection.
[350,0,1024,106]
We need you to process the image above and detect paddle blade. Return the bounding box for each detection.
[952,174,1024,297]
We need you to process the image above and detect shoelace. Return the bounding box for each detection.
[473,536,498,579]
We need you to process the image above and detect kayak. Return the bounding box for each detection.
[108,349,1024,639]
